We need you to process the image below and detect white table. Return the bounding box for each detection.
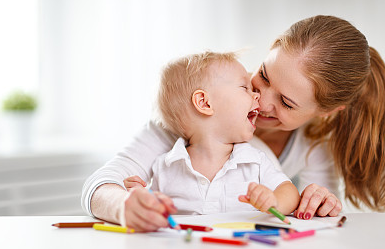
[0,213,383,249]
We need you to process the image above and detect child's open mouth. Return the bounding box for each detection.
[247,109,259,128]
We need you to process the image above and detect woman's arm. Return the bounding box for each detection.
[81,120,177,218]
[290,139,342,219]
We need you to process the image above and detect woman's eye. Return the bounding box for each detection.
[281,97,293,110]
[259,70,269,83]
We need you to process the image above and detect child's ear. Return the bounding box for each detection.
[191,90,213,116]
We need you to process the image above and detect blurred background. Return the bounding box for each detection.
[0,0,383,215]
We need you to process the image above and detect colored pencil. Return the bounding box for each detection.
[281,229,315,240]
[337,216,347,227]
[255,224,291,231]
[246,235,278,245]
[52,222,104,228]
[233,230,280,237]
[148,189,180,229]
[201,237,248,246]
[179,224,213,232]
[185,228,193,242]
[93,224,135,233]
[268,207,291,225]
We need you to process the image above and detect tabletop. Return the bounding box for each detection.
[1,212,383,249]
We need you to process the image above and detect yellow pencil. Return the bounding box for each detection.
[93,223,135,233]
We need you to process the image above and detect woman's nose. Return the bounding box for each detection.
[259,93,274,112]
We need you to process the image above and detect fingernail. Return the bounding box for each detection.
[305,213,311,220]
[299,212,304,219]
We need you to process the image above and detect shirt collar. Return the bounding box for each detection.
[165,138,262,168]
[164,137,190,167]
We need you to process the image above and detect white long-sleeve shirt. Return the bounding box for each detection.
[81,120,339,216]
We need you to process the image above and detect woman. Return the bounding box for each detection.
[81,15,385,231]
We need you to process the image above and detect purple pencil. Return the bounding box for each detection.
[247,235,278,245]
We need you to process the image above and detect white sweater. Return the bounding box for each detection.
[81,120,339,216]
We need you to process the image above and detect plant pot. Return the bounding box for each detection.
[0,111,35,152]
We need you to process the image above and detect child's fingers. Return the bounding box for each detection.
[124,181,145,189]
[246,182,259,197]
[238,195,250,203]
[123,176,147,188]
[155,192,178,214]
[123,189,168,231]
[259,195,277,212]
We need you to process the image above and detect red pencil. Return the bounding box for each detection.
[201,237,248,246]
[281,229,315,240]
[179,224,213,232]
[52,222,104,228]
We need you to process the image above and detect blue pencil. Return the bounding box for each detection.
[233,230,280,237]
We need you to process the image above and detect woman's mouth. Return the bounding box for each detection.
[258,112,275,119]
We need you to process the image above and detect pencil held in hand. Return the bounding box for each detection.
[268,207,291,225]
[148,189,180,229]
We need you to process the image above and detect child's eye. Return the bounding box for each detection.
[281,97,293,110]
[241,86,248,90]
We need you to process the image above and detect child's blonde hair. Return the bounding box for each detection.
[157,51,237,138]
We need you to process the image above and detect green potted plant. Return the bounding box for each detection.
[1,90,38,152]
[3,90,37,112]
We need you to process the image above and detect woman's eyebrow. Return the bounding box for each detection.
[263,62,300,108]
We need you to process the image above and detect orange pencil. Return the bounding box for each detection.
[52,222,104,228]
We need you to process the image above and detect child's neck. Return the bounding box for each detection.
[186,134,234,182]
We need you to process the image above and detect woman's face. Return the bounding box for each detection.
[251,47,324,131]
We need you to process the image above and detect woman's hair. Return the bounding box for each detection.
[157,51,237,138]
[272,15,385,211]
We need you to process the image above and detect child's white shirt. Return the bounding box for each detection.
[150,138,291,215]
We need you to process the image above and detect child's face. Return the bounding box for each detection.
[207,60,260,143]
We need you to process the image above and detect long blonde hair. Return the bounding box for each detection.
[272,15,385,211]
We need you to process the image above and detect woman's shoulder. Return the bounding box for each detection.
[248,136,281,171]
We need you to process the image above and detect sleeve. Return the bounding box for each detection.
[81,120,177,216]
[258,151,291,191]
[296,143,340,198]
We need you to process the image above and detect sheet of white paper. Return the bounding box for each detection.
[173,211,341,232]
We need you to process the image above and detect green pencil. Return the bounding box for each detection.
[268,207,291,225]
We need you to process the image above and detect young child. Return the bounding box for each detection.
[124,51,300,216]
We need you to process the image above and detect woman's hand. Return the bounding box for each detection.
[294,183,342,219]
[123,175,147,189]
[238,182,278,212]
[119,187,177,232]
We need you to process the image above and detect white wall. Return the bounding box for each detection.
[1,0,384,153]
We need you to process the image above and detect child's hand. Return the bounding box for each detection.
[238,182,278,212]
[123,175,147,189]
[119,187,177,232]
